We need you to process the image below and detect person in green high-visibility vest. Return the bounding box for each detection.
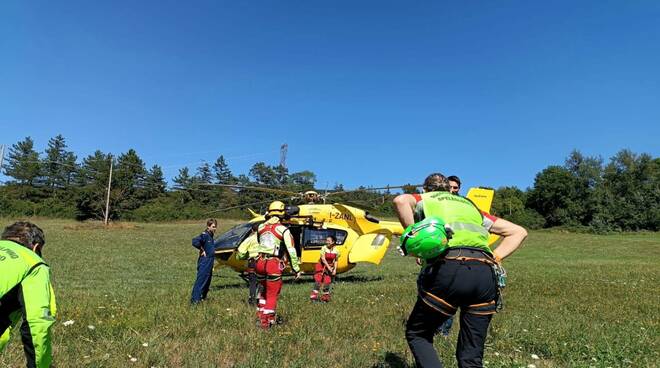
[236,223,261,306]
[394,173,528,368]
[438,174,462,338]
[0,221,57,368]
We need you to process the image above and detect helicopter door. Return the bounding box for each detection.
[300,228,348,264]
[348,231,391,265]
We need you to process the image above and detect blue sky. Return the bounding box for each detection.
[1,0,658,192]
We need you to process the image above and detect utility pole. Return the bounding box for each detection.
[104,157,113,226]
[0,145,5,174]
[279,144,288,169]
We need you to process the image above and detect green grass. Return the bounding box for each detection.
[1,219,658,367]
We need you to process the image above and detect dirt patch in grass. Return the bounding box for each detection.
[63,221,142,231]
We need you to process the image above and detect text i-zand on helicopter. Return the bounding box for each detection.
[211,186,499,276]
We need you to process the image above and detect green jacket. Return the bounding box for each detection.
[0,240,57,368]
[419,192,490,252]
[236,233,260,260]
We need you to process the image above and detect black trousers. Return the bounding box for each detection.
[247,258,258,301]
[406,252,498,368]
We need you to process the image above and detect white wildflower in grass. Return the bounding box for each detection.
[531,354,539,360]
[494,352,500,356]
[527,364,536,368]
[130,357,137,362]
[142,343,149,347]
[88,325,95,330]
[62,320,74,326]
[523,329,528,332]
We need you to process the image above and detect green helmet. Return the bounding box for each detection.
[399,216,448,259]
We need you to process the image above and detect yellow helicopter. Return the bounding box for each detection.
[212,185,499,275]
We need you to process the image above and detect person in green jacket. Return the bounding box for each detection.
[394,173,527,368]
[0,221,56,368]
[236,223,261,305]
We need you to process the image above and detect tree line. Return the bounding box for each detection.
[491,150,659,232]
[1,136,658,232]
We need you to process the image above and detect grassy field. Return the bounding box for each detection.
[1,218,658,368]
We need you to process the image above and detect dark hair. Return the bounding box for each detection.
[206,218,218,227]
[326,235,337,244]
[423,173,449,192]
[447,175,461,187]
[2,221,46,248]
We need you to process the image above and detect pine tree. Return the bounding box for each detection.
[63,152,78,185]
[4,137,41,185]
[249,162,277,186]
[195,162,213,184]
[114,149,148,213]
[144,165,166,198]
[43,134,77,189]
[75,151,113,220]
[173,167,192,189]
[213,155,234,184]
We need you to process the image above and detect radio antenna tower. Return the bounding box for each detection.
[279,144,288,169]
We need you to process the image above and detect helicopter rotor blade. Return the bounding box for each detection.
[337,199,378,211]
[203,198,280,216]
[194,183,300,197]
[323,184,422,197]
[199,182,424,215]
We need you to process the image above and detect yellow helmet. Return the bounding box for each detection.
[267,201,286,216]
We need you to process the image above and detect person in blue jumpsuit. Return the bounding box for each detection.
[190,219,217,304]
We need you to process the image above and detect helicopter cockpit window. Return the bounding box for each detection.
[215,222,261,251]
[302,228,347,248]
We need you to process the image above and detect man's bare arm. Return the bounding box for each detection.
[490,218,528,261]
[393,194,417,227]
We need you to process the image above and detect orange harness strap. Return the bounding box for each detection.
[419,290,458,316]
[443,255,497,266]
